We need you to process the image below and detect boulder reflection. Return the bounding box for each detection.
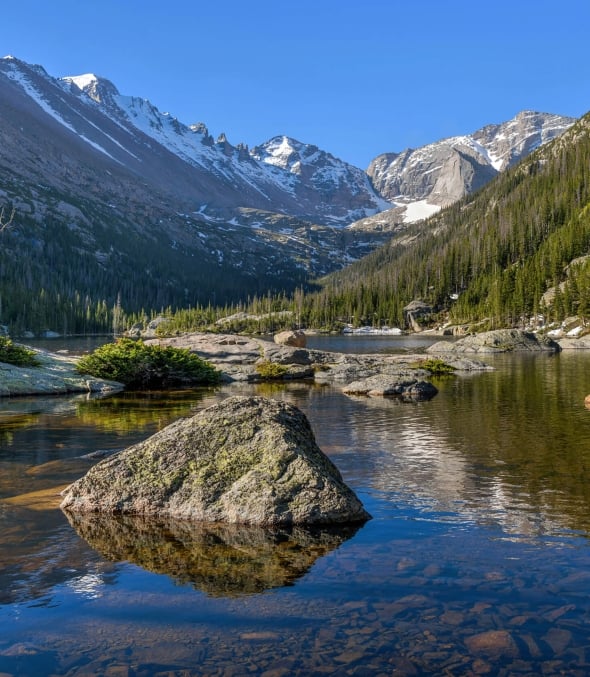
[64,512,360,596]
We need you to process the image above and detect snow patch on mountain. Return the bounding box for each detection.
[66,73,100,91]
[403,200,441,223]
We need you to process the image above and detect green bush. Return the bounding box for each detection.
[76,338,220,388]
[255,360,288,380]
[0,337,40,367]
[409,357,455,376]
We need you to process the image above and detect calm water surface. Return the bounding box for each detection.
[1,337,590,675]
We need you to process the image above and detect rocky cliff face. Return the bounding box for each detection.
[364,111,575,230]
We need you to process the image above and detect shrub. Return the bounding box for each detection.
[409,357,455,375]
[76,338,220,388]
[0,337,40,367]
[255,360,288,379]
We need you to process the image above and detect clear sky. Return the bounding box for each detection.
[3,0,590,169]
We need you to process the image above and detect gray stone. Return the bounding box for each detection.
[427,329,560,354]
[557,336,590,350]
[0,349,123,397]
[343,374,438,400]
[261,343,313,365]
[273,330,306,348]
[60,395,371,526]
[142,315,169,337]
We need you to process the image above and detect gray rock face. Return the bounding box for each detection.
[60,396,371,526]
[0,349,123,397]
[557,336,590,350]
[367,111,575,207]
[426,329,560,354]
[342,374,438,400]
[368,143,497,206]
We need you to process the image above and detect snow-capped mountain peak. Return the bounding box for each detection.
[367,110,575,211]
[0,56,576,237]
[62,73,120,106]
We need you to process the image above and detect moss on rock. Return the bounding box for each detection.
[61,396,370,526]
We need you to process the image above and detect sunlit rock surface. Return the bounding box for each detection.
[427,329,560,354]
[0,349,123,397]
[61,395,371,526]
[342,374,438,400]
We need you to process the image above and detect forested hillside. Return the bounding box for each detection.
[0,181,308,336]
[302,112,590,330]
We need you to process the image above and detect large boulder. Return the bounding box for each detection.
[60,396,370,526]
[427,329,560,354]
[558,336,590,350]
[274,330,306,348]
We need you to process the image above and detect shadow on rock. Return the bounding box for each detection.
[64,511,361,597]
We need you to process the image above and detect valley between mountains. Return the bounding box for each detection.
[0,55,585,336]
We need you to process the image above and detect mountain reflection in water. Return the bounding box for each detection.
[64,512,360,597]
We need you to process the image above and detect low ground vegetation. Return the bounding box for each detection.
[0,337,40,367]
[76,338,220,389]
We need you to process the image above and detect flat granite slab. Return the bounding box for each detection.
[0,349,123,397]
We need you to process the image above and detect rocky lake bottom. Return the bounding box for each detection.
[1,339,590,675]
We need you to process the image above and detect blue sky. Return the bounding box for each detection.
[4,0,590,168]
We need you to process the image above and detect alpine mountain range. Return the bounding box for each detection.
[0,55,576,313]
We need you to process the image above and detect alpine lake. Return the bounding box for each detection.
[1,334,590,676]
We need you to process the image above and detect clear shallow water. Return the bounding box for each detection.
[1,341,590,675]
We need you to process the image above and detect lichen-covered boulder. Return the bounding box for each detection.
[60,396,370,526]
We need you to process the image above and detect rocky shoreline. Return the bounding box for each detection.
[0,328,587,398]
[144,332,494,402]
[0,348,123,397]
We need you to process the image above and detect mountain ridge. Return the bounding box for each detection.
[0,55,579,334]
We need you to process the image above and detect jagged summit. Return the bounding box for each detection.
[0,55,579,300]
[363,109,575,230]
[252,136,324,174]
[62,73,121,105]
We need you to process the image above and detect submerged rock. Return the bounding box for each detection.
[427,329,560,354]
[60,395,370,526]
